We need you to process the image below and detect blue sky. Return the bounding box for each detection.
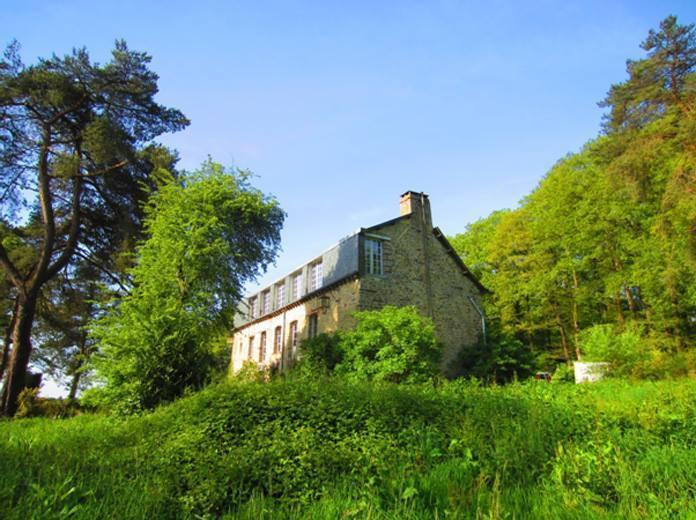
[4,1,695,296]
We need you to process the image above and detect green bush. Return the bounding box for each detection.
[455,325,536,382]
[580,323,695,379]
[296,332,343,374]
[335,306,442,384]
[15,389,80,419]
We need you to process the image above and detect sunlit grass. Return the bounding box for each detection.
[1,377,695,518]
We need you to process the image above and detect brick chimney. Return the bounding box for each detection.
[399,191,432,229]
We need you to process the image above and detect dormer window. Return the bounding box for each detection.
[276,283,286,308]
[292,272,303,300]
[262,290,271,314]
[310,261,323,291]
[250,297,258,319]
[365,238,383,275]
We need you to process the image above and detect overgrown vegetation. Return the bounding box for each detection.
[297,306,442,384]
[1,376,695,518]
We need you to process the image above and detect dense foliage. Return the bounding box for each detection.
[0,41,187,415]
[1,377,695,518]
[88,162,284,412]
[298,306,442,383]
[450,16,695,376]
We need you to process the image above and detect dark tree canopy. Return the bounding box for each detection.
[600,15,695,132]
[0,40,188,415]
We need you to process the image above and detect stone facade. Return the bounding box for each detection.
[230,192,486,376]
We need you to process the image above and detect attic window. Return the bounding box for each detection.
[310,261,323,291]
[365,238,383,275]
[250,297,258,319]
[262,290,271,314]
[276,283,285,308]
[292,272,303,300]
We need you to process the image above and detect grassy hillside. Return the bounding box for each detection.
[1,377,695,519]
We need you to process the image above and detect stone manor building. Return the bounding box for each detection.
[230,191,487,377]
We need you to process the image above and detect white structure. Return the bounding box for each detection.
[574,361,609,383]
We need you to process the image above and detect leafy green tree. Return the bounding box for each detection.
[458,324,535,383]
[296,333,343,374]
[336,306,441,384]
[450,16,695,376]
[600,15,694,132]
[0,41,188,415]
[90,162,284,412]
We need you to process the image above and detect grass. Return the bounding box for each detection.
[1,376,695,518]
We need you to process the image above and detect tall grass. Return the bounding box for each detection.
[1,377,695,518]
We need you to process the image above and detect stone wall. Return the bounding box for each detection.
[230,278,361,372]
[231,192,485,377]
[359,214,484,376]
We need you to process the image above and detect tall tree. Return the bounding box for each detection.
[450,16,695,373]
[0,41,188,415]
[600,15,695,132]
[90,161,284,413]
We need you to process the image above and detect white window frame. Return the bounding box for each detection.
[276,283,285,309]
[274,326,282,354]
[365,238,383,275]
[262,290,271,315]
[310,261,323,292]
[292,272,303,300]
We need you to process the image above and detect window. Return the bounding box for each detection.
[292,272,303,300]
[247,336,254,359]
[365,238,383,275]
[274,326,282,354]
[289,321,298,354]
[276,283,285,309]
[250,297,258,319]
[259,331,267,362]
[262,290,271,315]
[310,261,323,291]
[308,313,318,339]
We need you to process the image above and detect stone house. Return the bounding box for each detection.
[230,191,487,376]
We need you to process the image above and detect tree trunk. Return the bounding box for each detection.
[0,302,16,382]
[68,368,81,401]
[1,294,38,416]
[571,269,582,360]
[614,293,625,326]
[624,286,638,319]
[553,303,571,362]
[558,322,571,362]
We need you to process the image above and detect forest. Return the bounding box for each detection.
[0,14,694,520]
[451,15,695,380]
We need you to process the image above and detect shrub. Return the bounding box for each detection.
[15,389,80,419]
[335,306,441,383]
[296,333,343,374]
[579,323,695,379]
[455,325,536,383]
